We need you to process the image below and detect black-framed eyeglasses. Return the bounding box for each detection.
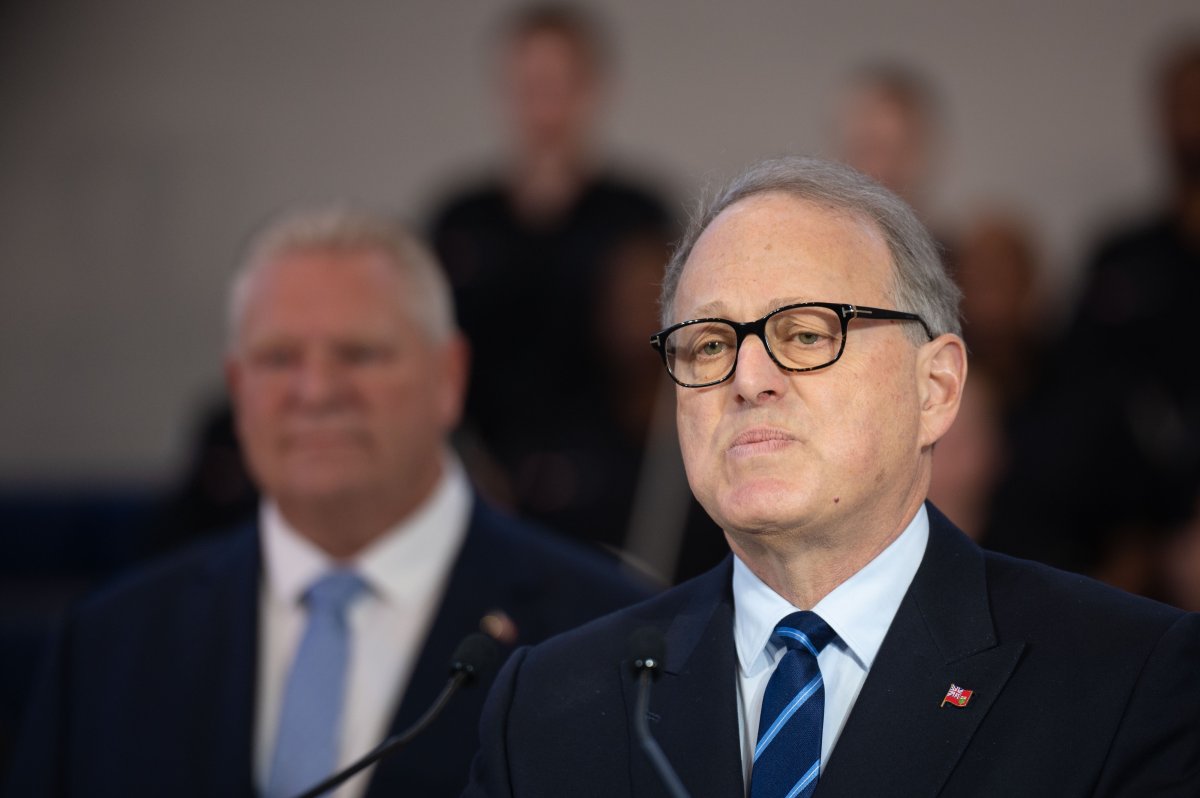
[649,302,933,388]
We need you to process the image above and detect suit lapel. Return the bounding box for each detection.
[365,500,518,797]
[816,505,1024,797]
[623,559,746,797]
[384,520,490,735]
[193,524,261,797]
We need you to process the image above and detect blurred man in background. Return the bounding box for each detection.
[833,63,941,221]
[428,4,713,577]
[5,209,651,798]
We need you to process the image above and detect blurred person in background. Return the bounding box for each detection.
[935,209,1049,545]
[986,37,1200,598]
[142,401,259,556]
[590,229,729,583]
[4,209,652,798]
[927,368,1006,541]
[833,63,944,230]
[952,210,1048,413]
[429,4,687,565]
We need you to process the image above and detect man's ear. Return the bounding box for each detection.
[916,334,967,449]
[435,332,471,431]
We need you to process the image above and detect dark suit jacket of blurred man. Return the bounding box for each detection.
[465,504,1200,797]
[5,497,653,798]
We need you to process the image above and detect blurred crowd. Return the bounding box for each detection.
[3,2,1199,786]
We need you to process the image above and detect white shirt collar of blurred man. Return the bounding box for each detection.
[255,450,472,798]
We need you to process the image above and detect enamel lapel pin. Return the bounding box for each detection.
[941,683,974,708]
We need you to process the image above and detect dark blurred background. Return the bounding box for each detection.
[2,0,1199,777]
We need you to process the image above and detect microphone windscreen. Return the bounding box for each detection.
[450,632,501,684]
[627,626,666,672]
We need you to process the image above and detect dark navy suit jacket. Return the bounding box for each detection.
[465,504,1200,797]
[5,498,653,797]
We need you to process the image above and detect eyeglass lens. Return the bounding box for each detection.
[664,305,844,385]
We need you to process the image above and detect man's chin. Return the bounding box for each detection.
[277,466,375,503]
[712,481,818,536]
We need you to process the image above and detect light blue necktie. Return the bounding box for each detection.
[750,611,837,798]
[265,569,368,798]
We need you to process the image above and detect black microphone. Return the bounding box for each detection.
[628,627,691,798]
[293,632,500,798]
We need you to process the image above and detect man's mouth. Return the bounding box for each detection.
[727,427,798,458]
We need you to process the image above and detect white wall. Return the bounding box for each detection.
[1,0,1195,483]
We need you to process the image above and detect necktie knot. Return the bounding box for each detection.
[772,610,836,659]
[304,569,368,614]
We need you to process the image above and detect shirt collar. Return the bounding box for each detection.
[261,452,473,608]
[732,504,930,678]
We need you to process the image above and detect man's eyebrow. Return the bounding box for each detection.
[689,300,729,318]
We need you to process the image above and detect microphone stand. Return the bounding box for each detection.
[292,631,498,798]
[633,660,691,798]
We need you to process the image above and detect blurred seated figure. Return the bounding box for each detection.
[985,37,1200,598]
[944,210,1047,547]
[429,4,675,555]
[928,369,1006,541]
[143,400,258,556]
[5,209,652,798]
[591,229,726,583]
[953,209,1049,412]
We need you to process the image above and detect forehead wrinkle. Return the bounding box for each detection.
[683,294,826,323]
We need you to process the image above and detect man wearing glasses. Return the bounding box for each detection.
[464,156,1200,797]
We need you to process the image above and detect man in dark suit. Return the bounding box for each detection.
[5,209,651,798]
[464,156,1200,797]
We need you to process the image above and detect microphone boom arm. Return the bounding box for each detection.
[291,631,498,798]
[293,671,466,798]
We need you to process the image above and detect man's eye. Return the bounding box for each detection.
[340,344,392,365]
[252,349,299,369]
[776,324,826,346]
[697,339,728,357]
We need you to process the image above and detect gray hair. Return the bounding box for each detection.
[227,207,456,348]
[660,156,961,342]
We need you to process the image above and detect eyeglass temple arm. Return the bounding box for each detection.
[844,305,935,340]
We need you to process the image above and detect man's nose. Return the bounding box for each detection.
[730,334,787,403]
[291,355,347,408]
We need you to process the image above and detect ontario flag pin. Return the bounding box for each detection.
[941,683,974,708]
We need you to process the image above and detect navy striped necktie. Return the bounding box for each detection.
[750,611,837,798]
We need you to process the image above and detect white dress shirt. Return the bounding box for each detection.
[733,504,929,791]
[254,455,472,798]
